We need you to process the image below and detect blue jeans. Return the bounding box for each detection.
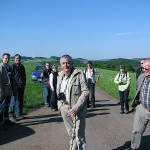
[119,90,129,112]
[44,87,51,105]
[9,88,24,117]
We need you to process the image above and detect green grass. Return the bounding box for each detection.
[23,63,45,113]
[22,65,137,114]
[78,67,136,107]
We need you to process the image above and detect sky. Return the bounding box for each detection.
[0,0,150,60]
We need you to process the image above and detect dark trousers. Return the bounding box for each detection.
[0,96,11,123]
[50,90,58,110]
[119,90,129,112]
[87,83,95,107]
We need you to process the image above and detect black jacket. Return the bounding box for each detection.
[11,63,26,95]
[136,67,144,80]
[42,68,52,87]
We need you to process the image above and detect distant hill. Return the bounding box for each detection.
[0,56,143,72]
[93,58,139,68]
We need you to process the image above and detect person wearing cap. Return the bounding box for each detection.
[49,64,58,111]
[114,65,131,114]
[84,61,100,108]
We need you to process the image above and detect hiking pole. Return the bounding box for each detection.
[70,115,76,150]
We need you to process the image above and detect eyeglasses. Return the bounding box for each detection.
[142,67,150,71]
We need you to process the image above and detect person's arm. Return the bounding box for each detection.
[50,73,54,91]
[0,65,3,98]
[72,71,89,114]
[114,73,120,84]
[123,72,131,91]
[94,69,100,83]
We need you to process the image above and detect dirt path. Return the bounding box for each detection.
[1,87,150,150]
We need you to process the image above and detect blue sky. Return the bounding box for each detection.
[0,0,150,60]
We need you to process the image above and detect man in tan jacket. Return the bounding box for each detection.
[57,54,89,150]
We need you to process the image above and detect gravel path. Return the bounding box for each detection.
[1,87,150,150]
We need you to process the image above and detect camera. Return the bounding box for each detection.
[57,92,66,100]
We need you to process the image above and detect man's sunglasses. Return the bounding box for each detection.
[142,67,150,71]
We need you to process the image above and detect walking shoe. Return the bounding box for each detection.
[120,111,124,114]
[4,119,15,125]
[44,104,49,108]
[91,105,95,108]
[125,110,129,114]
[16,115,24,120]
[9,117,16,123]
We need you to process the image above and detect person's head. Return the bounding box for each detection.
[120,65,125,73]
[52,64,58,72]
[45,62,50,69]
[87,61,92,69]
[142,59,150,79]
[2,53,10,64]
[141,59,145,68]
[60,54,73,75]
[14,54,21,64]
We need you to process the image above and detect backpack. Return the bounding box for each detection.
[118,72,127,79]
[85,68,95,75]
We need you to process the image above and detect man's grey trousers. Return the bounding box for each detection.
[131,104,150,149]
[60,105,86,150]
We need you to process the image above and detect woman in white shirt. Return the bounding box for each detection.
[49,65,58,111]
[84,61,100,108]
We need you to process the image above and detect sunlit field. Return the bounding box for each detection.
[78,67,136,107]
[23,63,44,113]
[22,65,137,114]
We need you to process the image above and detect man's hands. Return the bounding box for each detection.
[69,109,76,116]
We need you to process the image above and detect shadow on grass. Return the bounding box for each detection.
[112,135,150,150]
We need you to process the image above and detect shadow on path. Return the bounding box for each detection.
[19,115,63,126]
[113,135,150,150]
[0,124,35,145]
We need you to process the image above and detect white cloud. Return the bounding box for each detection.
[114,32,138,36]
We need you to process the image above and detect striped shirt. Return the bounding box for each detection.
[140,77,150,110]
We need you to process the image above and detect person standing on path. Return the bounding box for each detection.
[0,53,13,125]
[136,58,145,80]
[57,54,89,150]
[9,54,26,122]
[114,65,131,114]
[49,64,58,111]
[41,62,52,107]
[131,59,150,150]
[84,61,100,108]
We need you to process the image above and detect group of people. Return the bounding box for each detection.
[57,56,150,150]
[0,53,26,126]
[41,62,58,111]
[1,52,150,150]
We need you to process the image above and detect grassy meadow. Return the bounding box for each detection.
[23,63,45,113]
[23,64,137,114]
[79,67,136,107]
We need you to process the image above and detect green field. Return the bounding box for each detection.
[23,63,45,113]
[23,64,137,114]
